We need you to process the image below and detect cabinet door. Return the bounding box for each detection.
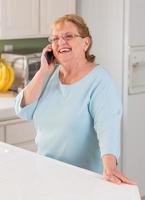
[6,121,36,152]
[15,141,37,152]
[0,0,39,39]
[40,0,76,36]
[0,126,5,142]
[129,0,145,46]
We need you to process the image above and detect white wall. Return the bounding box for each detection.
[77,0,124,95]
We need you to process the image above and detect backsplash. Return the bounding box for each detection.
[0,38,48,53]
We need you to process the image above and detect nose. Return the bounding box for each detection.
[57,36,66,45]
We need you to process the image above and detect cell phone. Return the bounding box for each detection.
[44,51,55,64]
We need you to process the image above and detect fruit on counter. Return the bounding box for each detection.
[0,58,15,92]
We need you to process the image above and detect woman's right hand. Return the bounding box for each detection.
[40,44,56,74]
[21,45,56,106]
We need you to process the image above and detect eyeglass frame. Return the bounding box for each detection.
[48,32,84,44]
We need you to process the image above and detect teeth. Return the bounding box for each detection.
[59,48,71,53]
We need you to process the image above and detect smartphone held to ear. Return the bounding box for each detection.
[45,51,55,64]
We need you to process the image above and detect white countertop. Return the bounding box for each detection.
[0,142,141,200]
[0,97,17,121]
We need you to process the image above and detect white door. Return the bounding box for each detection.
[0,0,39,39]
[40,0,76,36]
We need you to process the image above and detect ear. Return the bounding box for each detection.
[83,37,91,52]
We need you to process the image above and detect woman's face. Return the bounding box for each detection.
[51,21,90,64]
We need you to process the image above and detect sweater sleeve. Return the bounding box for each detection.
[15,90,38,120]
[89,76,122,159]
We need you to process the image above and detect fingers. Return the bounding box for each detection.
[42,44,52,55]
[113,171,136,185]
[104,174,122,184]
[104,170,136,185]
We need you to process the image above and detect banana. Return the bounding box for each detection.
[0,60,15,92]
[1,63,15,91]
[0,61,8,91]
[0,65,2,80]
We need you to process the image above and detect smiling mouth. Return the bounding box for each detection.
[59,48,71,54]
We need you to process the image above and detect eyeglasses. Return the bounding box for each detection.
[48,33,83,44]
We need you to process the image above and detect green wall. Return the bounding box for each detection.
[0,38,48,53]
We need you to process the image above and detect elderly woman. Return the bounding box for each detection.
[15,14,135,185]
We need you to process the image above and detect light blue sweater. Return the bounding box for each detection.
[15,65,122,174]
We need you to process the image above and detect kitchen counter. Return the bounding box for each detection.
[0,96,17,121]
[0,142,141,200]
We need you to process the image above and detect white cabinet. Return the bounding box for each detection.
[129,0,145,46]
[15,141,37,152]
[5,120,37,152]
[40,0,76,35]
[0,0,76,39]
[6,121,36,144]
[0,119,37,152]
[0,126,5,142]
[0,0,39,39]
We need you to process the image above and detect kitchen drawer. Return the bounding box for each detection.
[0,126,5,142]
[6,121,36,144]
[15,141,37,152]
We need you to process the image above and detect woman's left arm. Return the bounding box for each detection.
[102,154,136,184]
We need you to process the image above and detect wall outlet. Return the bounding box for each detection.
[4,44,13,52]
